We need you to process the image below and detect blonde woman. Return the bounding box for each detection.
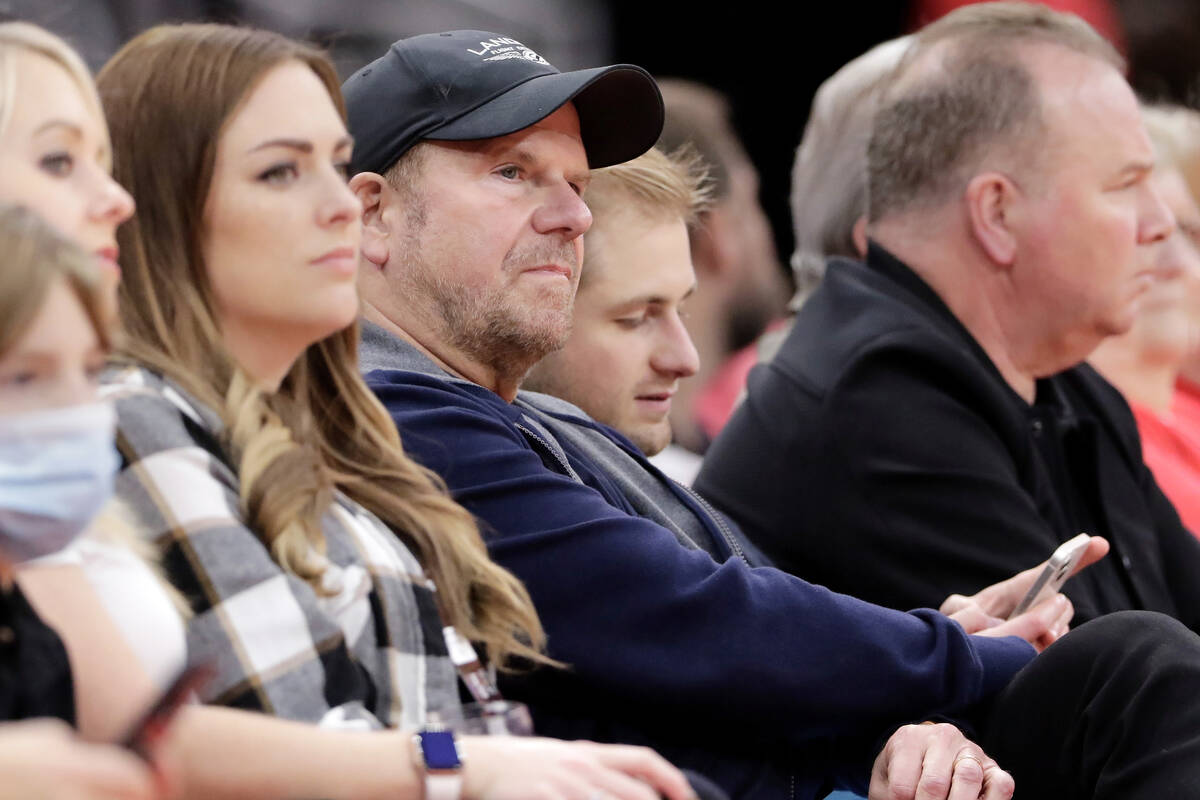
[2,20,693,800]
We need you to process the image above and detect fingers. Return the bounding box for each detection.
[460,737,697,800]
[870,723,1014,800]
[938,593,972,616]
[967,566,1039,618]
[912,734,988,800]
[974,594,1072,652]
[581,743,696,800]
[70,746,158,800]
[871,723,966,800]
[941,750,983,800]
[969,536,1110,620]
[569,756,661,800]
[870,726,924,799]
[946,603,1003,635]
[1046,593,1074,636]
[981,762,1015,800]
[911,737,957,800]
[1071,536,1110,576]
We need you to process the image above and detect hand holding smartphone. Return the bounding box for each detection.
[1007,533,1092,620]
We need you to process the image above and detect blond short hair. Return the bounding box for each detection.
[582,145,711,285]
[0,22,109,165]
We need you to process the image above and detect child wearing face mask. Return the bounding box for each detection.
[0,204,160,800]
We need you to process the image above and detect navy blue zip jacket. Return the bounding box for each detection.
[360,321,1035,800]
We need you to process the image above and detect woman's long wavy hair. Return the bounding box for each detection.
[97,23,550,669]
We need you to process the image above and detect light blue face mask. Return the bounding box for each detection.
[0,401,119,563]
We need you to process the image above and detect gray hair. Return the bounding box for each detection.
[789,35,910,302]
[582,145,712,287]
[866,1,1123,222]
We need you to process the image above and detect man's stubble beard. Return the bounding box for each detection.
[396,202,580,387]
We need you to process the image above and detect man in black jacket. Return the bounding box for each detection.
[697,2,1200,634]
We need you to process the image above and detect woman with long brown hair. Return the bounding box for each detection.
[98,20,694,800]
[1,18,692,800]
[98,17,543,727]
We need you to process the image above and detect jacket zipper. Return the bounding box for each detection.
[676,481,749,565]
[519,420,748,566]
[514,422,581,481]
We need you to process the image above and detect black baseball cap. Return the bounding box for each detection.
[342,30,664,174]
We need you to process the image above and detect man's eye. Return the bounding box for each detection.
[497,165,521,180]
[39,152,74,177]
[616,316,646,329]
[258,163,299,185]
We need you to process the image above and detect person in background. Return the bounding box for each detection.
[651,80,789,462]
[786,36,912,314]
[523,146,705,476]
[652,39,911,486]
[1088,104,1200,533]
[743,34,912,379]
[696,2,1200,638]
[1161,107,1200,483]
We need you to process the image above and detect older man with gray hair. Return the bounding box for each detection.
[747,34,912,377]
[699,2,1200,641]
[787,35,911,307]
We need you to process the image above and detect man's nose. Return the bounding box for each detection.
[652,312,701,379]
[532,182,592,241]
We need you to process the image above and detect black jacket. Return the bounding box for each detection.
[696,244,1200,632]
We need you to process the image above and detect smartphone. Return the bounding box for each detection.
[119,664,213,761]
[1007,533,1091,620]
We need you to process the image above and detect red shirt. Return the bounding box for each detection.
[1131,379,1200,535]
[908,0,1125,51]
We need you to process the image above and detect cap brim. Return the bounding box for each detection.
[427,65,664,169]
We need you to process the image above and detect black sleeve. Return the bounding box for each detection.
[700,339,1092,618]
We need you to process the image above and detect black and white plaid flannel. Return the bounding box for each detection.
[102,366,461,729]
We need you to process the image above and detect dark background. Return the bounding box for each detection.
[7,0,1200,271]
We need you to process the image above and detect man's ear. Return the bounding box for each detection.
[965,172,1019,268]
[350,172,390,269]
[690,205,737,280]
[851,216,869,257]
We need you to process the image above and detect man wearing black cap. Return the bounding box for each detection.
[347,29,1200,800]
